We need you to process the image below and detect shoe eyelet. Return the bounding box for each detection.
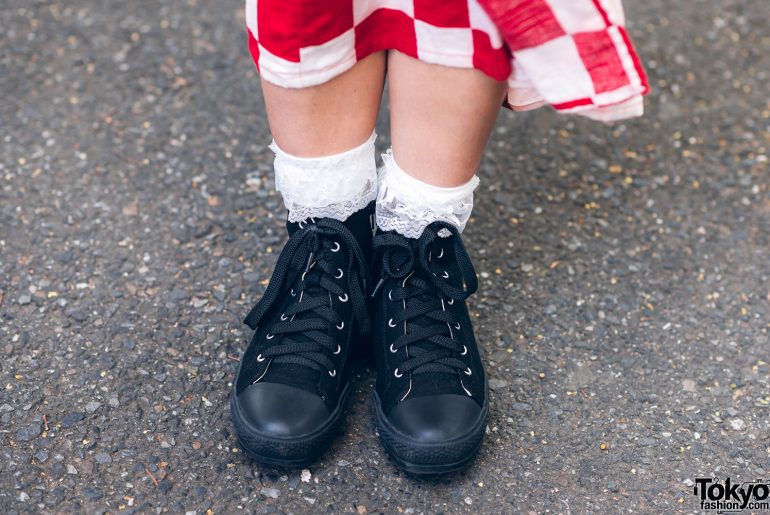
[290,289,296,297]
[331,241,340,252]
[329,369,336,377]
[388,318,397,328]
[389,343,397,353]
[442,270,450,279]
[338,293,348,302]
[437,248,444,258]
[266,333,275,339]
[394,368,403,378]
[335,268,344,279]
[461,345,468,356]
[388,290,393,301]
[447,298,454,305]
[336,321,344,330]
[464,367,472,376]
[454,322,461,330]
[256,354,265,362]
[333,344,341,355]
[280,313,287,321]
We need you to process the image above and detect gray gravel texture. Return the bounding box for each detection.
[1,0,768,513]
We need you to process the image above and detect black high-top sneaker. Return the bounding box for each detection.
[231,204,375,467]
[370,221,487,474]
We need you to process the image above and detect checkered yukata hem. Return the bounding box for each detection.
[245,0,649,121]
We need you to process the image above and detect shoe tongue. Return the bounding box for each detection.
[402,237,468,374]
[277,249,337,345]
[258,245,338,391]
[403,271,448,349]
[259,273,331,397]
[401,269,469,398]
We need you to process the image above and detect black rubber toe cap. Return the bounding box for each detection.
[237,382,331,438]
[386,394,482,443]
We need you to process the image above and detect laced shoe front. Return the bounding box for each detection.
[231,205,374,466]
[370,221,488,474]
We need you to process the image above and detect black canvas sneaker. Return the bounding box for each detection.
[231,204,375,467]
[370,221,488,474]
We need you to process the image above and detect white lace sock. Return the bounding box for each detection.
[271,132,377,223]
[376,149,480,239]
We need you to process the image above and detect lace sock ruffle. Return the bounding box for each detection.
[375,149,479,239]
[271,132,377,223]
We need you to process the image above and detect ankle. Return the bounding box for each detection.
[375,149,479,239]
[272,132,378,223]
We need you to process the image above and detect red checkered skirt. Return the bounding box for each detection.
[245,0,649,121]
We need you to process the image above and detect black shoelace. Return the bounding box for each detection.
[244,219,370,375]
[372,222,478,377]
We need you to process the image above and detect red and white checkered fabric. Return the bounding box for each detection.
[245,0,648,121]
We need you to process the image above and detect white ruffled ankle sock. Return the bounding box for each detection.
[271,132,377,223]
[375,149,480,239]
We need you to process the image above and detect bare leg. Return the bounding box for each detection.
[369,53,507,476]
[233,54,387,467]
[262,52,387,157]
[387,51,507,187]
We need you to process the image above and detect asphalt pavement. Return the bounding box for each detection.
[1,0,768,513]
